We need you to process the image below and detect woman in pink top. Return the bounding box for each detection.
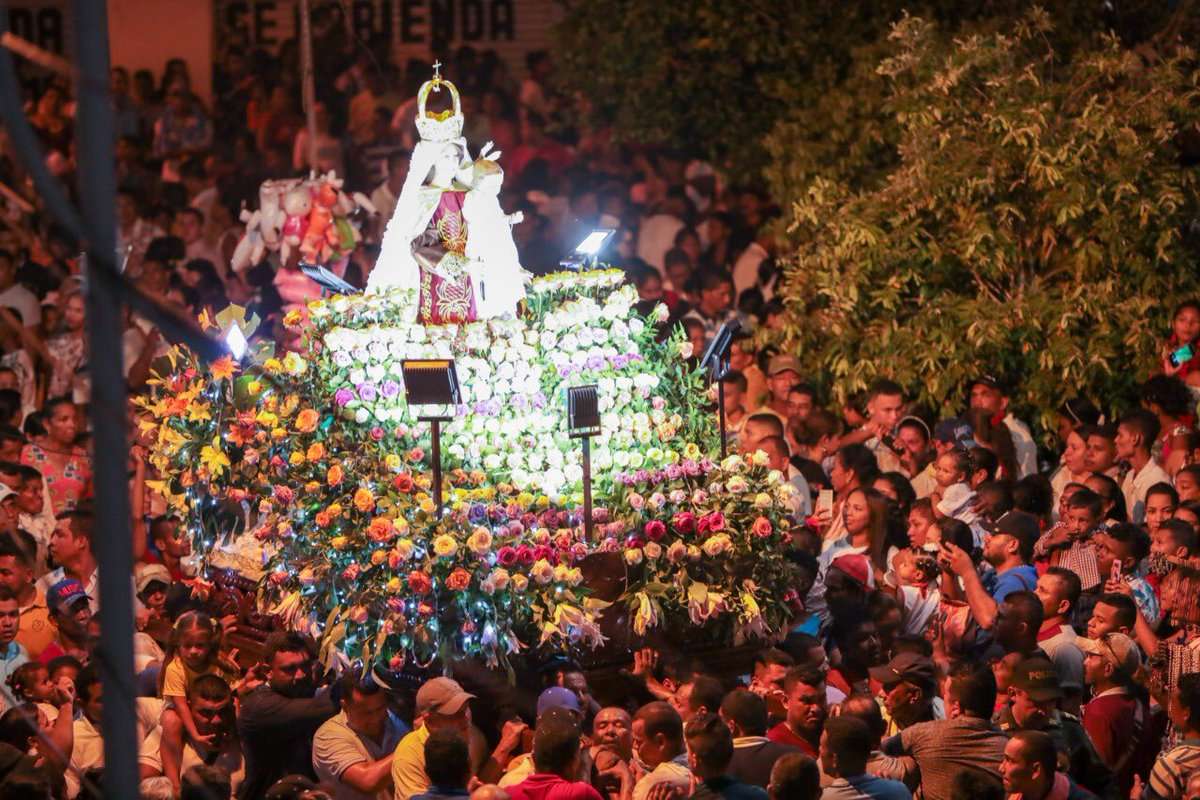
[22,396,91,515]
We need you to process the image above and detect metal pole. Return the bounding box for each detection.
[299,0,319,170]
[582,436,593,540]
[71,1,139,797]
[717,373,728,459]
[431,419,443,519]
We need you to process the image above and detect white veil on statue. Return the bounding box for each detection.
[368,139,453,294]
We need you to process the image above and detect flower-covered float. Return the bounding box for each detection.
[138,71,804,675]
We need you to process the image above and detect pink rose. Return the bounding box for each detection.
[752,517,773,538]
[497,546,519,566]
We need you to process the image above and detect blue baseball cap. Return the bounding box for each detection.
[47,578,88,614]
[536,686,582,717]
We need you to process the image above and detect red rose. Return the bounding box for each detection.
[644,520,667,541]
[407,570,432,595]
[497,546,518,566]
[703,511,726,532]
[393,473,415,492]
[672,511,696,534]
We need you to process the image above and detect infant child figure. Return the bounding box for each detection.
[894,547,942,636]
[462,144,528,318]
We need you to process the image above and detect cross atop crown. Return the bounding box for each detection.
[432,60,442,82]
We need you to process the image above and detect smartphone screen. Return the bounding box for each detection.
[1110,560,1123,583]
[817,489,834,515]
[1171,344,1195,368]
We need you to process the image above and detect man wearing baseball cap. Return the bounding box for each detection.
[940,511,1040,631]
[869,653,937,735]
[1078,633,1147,796]
[967,374,1037,479]
[497,688,587,789]
[754,355,802,422]
[392,677,477,800]
[39,577,92,665]
[998,657,1115,800]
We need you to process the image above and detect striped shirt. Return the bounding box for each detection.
[1145,740,1200,800]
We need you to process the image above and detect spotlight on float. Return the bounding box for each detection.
[699,320,740,459]
[566,384,601,540]
[400,359,461,519]
[225,325,248,360]
[559,229,615,271]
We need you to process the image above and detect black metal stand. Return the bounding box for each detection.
[422,417,449,519]
[582,436,594,540]
[713,352,731,459]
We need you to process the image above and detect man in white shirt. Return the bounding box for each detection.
[178,207,225,270]
[1115,409,1170,524]
[313,671,408,800]
[36,511,99,611]
[967,375,1037,478]
[0,250,39,331]
[632,702,692,800]
[1033,568,1085,713]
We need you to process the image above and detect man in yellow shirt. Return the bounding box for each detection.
[392,677,476,800]
[0,533,52,659]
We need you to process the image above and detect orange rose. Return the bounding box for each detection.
[367,517,394,542]
[296,409,319,433]
[353,487,376,513]
[327,464,344,486]
[445,568,472,592]
[315,511,332,528]
[307,443,326,462]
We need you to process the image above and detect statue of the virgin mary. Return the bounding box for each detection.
[368,71,526,323]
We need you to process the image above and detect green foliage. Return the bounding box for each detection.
[772,10,1200,437]
[554,0,1184,179]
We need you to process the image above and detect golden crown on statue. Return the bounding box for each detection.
[415,62,464,143]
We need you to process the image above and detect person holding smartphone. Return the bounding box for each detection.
[1161,299,1200,387]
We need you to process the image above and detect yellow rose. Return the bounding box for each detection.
[283,351,308,376]
[466,527,493,556]
[327,503,343,518]
[432,535,458,558]
[330,536,348,550]
[263,358,283,373]
[386,577,402,593]
[271,428,287,441]
[353,487,376,513]
[419,497,436,515]
[371,550,388,566]
[510,574,529,593]
[384,453,402,471]
[288,451,305,466]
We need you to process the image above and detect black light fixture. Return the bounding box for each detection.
[559,229,615,271]
[400,359,461,518]
[566,384,601,540]
[698,320,741,458]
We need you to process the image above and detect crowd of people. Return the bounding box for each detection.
[1,15,1200,800]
